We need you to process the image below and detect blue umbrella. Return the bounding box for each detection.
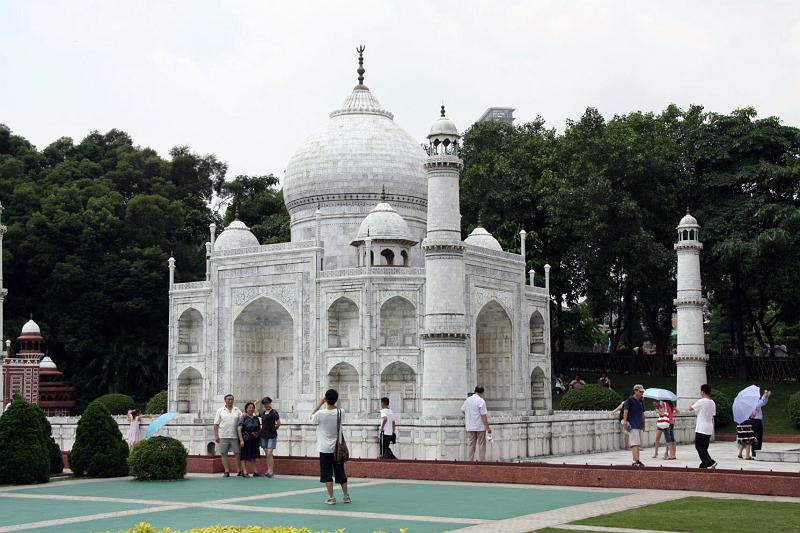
[145,412,178,438]
[733,385,761,424]
[643,388,677,402]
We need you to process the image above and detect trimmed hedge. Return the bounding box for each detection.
[92,393,136,415]
[69,401,129,477]
[129,436,188,480]
[711,388,732,428]
[32,404,64,474]
[788,391,800,429]
[559,384,622,411]
[145,390,168,415]
[0,398,50,484]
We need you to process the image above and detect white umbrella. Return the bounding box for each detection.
[733,385,761,424]
[642,388,677,402]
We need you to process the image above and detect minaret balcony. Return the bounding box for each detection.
[674,296,706,307]
[424,154,463,170]
[674,242,704,251]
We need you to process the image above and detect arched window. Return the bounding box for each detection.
[529,311,545,353]
[380,296,417,347]
[327,297,360,349]
[176,367,203,414]
[400,250,408,266]
[328,362,359,413]
[178,308,203,354]
[682,230,689,241]
[380,249,395,266]
[380,361,417,413]
[476,301,512,410]
[370,250,374,266]
[530,367,546,410]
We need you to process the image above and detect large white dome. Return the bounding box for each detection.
[283,86,427,215]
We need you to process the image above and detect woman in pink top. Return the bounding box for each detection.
[125,409,142,449]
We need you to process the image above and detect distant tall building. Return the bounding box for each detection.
[477,107,515,125]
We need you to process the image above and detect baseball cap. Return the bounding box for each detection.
[633,384,645,392]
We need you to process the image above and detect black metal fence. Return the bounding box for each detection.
[554,351,799,382]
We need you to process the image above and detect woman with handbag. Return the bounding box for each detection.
[311,389,351,505]
[659,400,678,460]
[237,402,262,476]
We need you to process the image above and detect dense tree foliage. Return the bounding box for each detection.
[461,106,800,371]
[0,125,289,404]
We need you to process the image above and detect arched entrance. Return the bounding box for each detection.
[233,297,294,406]
[327,297,360,349]
[529,311,545,353]
[380,296,417,347]
[476,301,513,410]
[530,366,546,410]
[178,308,204,354]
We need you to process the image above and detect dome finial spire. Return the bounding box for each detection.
[381,185,386,202]
[441,104,446,118]
[686,206,691,215]
[356,44,366,86]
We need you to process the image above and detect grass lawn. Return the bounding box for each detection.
[571,496,800,532]
[553,372,800,434]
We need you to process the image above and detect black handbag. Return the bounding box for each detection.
[334,408,349,464]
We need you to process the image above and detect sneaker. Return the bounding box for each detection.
[223,472,230,477]
[266,472,274,478]
[324,497,336,505]
[633,461,645,467]
[343,495,351,504]
[709,461,718,469]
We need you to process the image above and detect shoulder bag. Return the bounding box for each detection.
[334,408,349,464]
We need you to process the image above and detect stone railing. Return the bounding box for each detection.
[48,411,695,462]
[214,240,317,258]
[319,267,425,279]
[171,281,210,291]
[464,244,524,262]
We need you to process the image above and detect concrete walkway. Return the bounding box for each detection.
[535,441,800,473]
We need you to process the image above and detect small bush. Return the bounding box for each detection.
[145,390,168,415]
[559,384,622,411]
[92,393,136,415]
[711,388,732,428]
[788,391,800,429]
[69,401,129,477]
[0,398,50,484]
[128,436,188,480]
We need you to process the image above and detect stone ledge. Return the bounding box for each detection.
[178,455,800,497]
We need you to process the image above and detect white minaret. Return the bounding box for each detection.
[421,106,468,418]
[0,201,6,404]
[674,209,708,409]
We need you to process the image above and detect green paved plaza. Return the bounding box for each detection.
[0,475,625,532]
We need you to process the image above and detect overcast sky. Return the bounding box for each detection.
[2,1,799,181]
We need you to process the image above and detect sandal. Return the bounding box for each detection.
[737,455,743,459]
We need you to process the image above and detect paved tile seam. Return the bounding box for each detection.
[0,492,170,506]
[209,502,488,525]
[0,505,183,533]
[213,479,392,504]
[452,491,684,532]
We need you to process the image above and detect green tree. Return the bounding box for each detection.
[221,174,290,244]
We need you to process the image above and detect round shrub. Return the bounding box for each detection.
[69,401,129,477]
[32,403,64,474]
[559,384,622,411]
[144,391,168,415]
[711,388,732,428]
[92,393,136,415]
[128,436,187,480]
[0,398,50,484]
[788,391,800,429]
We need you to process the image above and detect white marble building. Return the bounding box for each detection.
[163,50,553,458]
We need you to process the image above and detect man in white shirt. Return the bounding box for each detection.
[688,383,717,469]
[213,394,243,477]
[311,389,351,505]
[460,386,492,461]
[379,397,397,459]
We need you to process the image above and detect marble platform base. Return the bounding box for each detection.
[49,411,696,462]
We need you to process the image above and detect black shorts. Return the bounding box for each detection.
[319,452,347,484]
